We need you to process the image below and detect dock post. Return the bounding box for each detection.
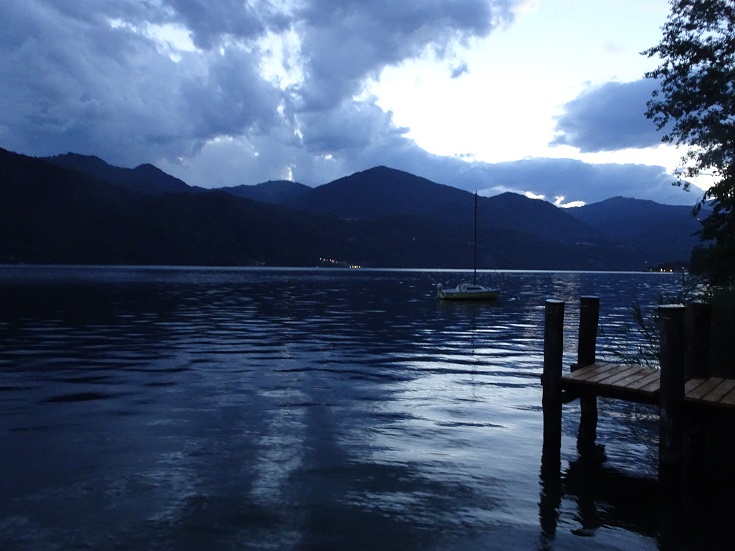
[542,300,565,471]
[575,296,599,455]
[658,304,686,490]
[688,301,712,379]
[686,301,712,484]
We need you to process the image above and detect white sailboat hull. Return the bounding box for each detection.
[436,283,500,301]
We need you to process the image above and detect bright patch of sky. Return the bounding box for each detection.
[258,29,304,90]
[369,0,675,170]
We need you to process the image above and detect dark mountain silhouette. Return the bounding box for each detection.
[1,148,342,266]
[279,166,604,245]
[476,192,600,243]
[224,180,311,204]
[44,153,193,196]
[286,166,466,219]
[0,147,700,270]
[568,196,698,235]
[567,196,702,267]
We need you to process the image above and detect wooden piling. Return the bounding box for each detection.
[542,300,565,469]
[577,296,599,367]
[689,301,712,380]
[686,301,712,483]
[575,296,599,454]
[658,304,686,488]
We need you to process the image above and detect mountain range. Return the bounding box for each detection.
[0,147,704,270]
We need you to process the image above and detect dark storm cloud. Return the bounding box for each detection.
[165,0,288,49]
[0,0,514,168]
[298,98,408,154]
[0,0,283,166]
[551,79,664,152]
[291,0,512,110]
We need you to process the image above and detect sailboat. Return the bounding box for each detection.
[437,191,500,301]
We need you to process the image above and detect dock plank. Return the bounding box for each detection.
[566,364,605,381]
[686,377,725,401]
[560,363,660,403]
[719,388,735,408]
[602,365,637,386]
[576,365,636,385]
[639,377,661,394]
[614,369,650,387]
[684,378,735,406]
[622,369,659,390]
[559,362,735,411]
[685,378,707,395]
[703,379,735,404]
[604,365,649,386]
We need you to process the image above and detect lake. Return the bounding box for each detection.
[0,266,729,550]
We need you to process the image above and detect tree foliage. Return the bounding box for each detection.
[644,0,735,283]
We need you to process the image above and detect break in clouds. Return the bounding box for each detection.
[0,0,693,205]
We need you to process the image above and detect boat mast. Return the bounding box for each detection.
[473,191,478,285]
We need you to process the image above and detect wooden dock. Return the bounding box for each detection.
[561,362,735,409]
[541,296,735,490]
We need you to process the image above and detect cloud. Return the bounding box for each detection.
[471,157,696,206]
[450,61,469,79]
[0,0,285,167]
[0,1,698,208]
[0,0,515,169]
[551,79,664,152]
[298,98,408,154]
[166,0,290,49]
[291,0,513,110]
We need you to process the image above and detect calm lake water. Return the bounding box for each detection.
[0,266,730,550]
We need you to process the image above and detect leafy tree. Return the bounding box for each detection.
[643,0,735,284]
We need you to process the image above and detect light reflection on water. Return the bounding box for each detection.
[0,266,724,550]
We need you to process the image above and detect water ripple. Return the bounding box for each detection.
[0,267,697,550]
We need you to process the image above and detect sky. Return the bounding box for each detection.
[0,0,710,206]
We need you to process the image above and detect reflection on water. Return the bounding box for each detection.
[0,266,728,550]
